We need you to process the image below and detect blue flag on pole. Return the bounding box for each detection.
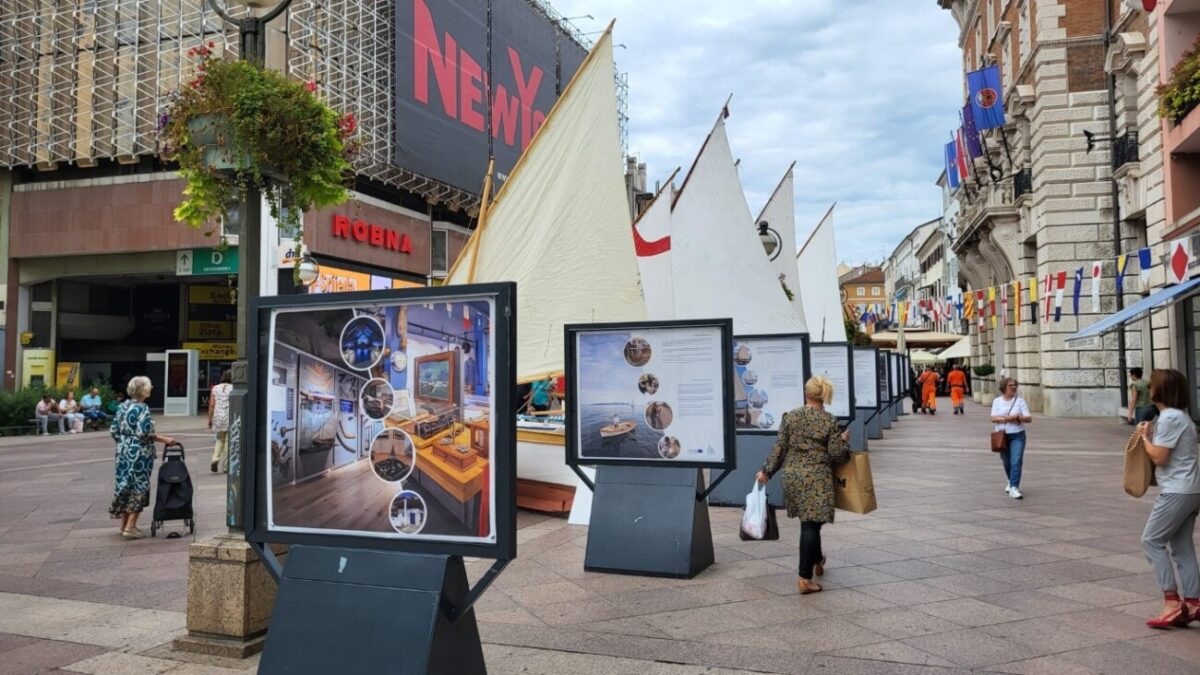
[961,104,983,158]
[1072,267,1084,316]
[967,66,1007,129]
[944,141,960,188]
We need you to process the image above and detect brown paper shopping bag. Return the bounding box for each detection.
[1124,430,1155,498]
[834,452,877,514]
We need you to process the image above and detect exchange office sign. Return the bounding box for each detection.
[395,0,587,192]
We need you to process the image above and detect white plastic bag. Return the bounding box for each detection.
[740,482,768,540]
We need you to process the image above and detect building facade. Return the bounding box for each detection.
[839,266,885,331]
[938,0,1155,414]
[884,219,940,328]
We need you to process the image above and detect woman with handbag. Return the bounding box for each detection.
[756,375,850,595]
[990,377,1031,499]
[1137,369,1200,629]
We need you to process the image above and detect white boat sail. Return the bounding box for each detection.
[445,26,644,510]
[632,169,678,320]
[668,112,806,334]
[756,163,808,326]
[797,204,848,342]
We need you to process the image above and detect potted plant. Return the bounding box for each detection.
[157,42,359,242]
[1158,34,1200,124]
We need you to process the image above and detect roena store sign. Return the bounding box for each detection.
[331,215,415,255]
[395,0,586,192]
[305,202,431,277]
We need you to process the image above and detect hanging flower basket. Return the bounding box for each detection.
[157,42,359,237]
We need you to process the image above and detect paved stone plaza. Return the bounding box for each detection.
[0,402,1198,674]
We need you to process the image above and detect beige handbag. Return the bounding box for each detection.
[834,452,877,514]
[1123,429,1156,498]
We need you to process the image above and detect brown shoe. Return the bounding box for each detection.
[814,557,826,577]
[797,578,822,594]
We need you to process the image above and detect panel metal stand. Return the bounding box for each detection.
[258,546,490,675]
[865,407,884,439]
[706,434,784,508]
[890,399,899,423]
[849,411,869,451]
[881,402,893,429]
[583,466,716,578]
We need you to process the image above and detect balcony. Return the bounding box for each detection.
[1012,167,1033,203]
[1112,131,1139,171]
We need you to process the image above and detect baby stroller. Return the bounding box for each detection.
[151,441,195,538]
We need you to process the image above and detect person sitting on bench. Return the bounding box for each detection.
[80,387,108,427]
[36,395,65,435]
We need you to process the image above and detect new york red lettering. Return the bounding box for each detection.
[507,47,544,149]
[413,0,456,117]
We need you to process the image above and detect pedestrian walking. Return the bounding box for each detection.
[109,376,175,539]
[1128,367,1157,425]
[208,370,233,473]
[991,377,1032,499]
[1137,368,1200,629]
[917,366,940,414]
[756,375,850,594]
[947,364,969,414]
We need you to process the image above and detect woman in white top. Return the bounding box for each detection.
[990,377,1032,499]
[1137,368,1200,629]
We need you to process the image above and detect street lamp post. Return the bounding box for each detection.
[175,0,293,658]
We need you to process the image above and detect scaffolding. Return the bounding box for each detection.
[0,1,617,214]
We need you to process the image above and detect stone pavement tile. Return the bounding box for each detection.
[887,528,956,542]
[829,547,908,566]
[1053,640,1196,674]
[501,580,596,606]
[720,594,829,623]
[571,570,678,595]
[1042,607,1157,640]
[809,564,904,588]
[823,640,957,667]
[52,622,177,652]
[4,639,106,673]
[0,631,40,652]
[925,552,1012,574]
[1094,571,1161,596]
[473,606,546,627]
[638,603,764,639]
[1042,581,1150,607]
[844,607,964,640]
[977,589,1094,617]
[902,628,1037,669]
[481,644,760,675]
[861,559,959,580]
[1108,598,1162,619]
[855,580,962,605]
[934,536,1007,553]
[1028,559,1130,584]
[979,616,1111,654]
[571,616,673,639]
[877,540,960,560]
[768,587,895,617]
[1086,553,1150,574]
[523,596,630,625]
[708,615,890,653]
[911,597,1028,627]
[59,652,179,674]
[977,565,1080,589]
[1022,542,1113,561]
[1134,630,1200,663]
[160,664,257,674]
[987,655,1102,674]
[738,571,806,596]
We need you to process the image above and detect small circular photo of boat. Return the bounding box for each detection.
[360,378,395,420]
[340,315,386,371]
[757,412,775,429]
[638,372,660,395]
[645,401,674,431]
[370,428,415,484]
[748,390,768,409]
[741,370,758,386]
[623,337,652,367]
[389,489,427,535]
[657,436,682,459]
[733,344,753,366]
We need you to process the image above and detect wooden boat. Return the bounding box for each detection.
[599,420,636,438]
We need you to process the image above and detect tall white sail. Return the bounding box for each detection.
[633,171,677,320]
[445,27,645,382]
[756,164,808,330]
[669,115,805,334]
[797,204,848,342]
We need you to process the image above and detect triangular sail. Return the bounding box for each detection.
[669,115,805,334]
[756,164,808,329]
[632,169,678,320]
[445,27,645,382]
[797,204,848,342]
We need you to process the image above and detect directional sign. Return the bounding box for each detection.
[177,247,238,276]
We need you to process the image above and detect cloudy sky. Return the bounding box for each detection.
[553,0,964,265]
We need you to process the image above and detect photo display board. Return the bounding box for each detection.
[903,355,912,393]
[852,346,878,409]
[877,351,889,405]
[566,319,736,469]
[732,333,810,434]
[248,283,516,558]
[889,353,900,400]
[809,343,856,421]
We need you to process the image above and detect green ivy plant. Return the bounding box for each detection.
[1158,35,1200,123]
[972,364,995,378]
[157,43,358,243]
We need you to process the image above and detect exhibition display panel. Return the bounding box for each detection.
[809,342,856,421]
[852,346,878,410]
[730,333,810,434]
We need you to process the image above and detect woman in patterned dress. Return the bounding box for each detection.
[109,376,175,539]
[756,375,850,594]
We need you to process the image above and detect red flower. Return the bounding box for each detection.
[305,81,317,93]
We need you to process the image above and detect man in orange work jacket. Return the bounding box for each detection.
[917,367,940,414]
[946,364,970,415]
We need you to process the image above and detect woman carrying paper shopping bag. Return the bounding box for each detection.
[757,375,849,595]
[1137,369,1200,629]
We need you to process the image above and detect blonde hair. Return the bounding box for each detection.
[805,375,834,404]
[127,376,153,401]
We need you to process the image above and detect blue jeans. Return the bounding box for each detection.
[1001,431,1026,488]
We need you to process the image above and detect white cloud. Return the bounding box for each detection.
[553,0,962,265]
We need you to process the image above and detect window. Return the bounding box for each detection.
[1019,1,1030,65]
[856,287,865,297]
[872,287,881,296]
[431,228,448,275]
[1002,36,1012,90]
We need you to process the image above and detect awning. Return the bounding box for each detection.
[1065,277,1200,346]
[939,337,971,360]
[909,349,945,364]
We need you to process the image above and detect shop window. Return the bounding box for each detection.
[31,281,52,303]
[872,287,881,296]
[432,229,448,275]
[1019,1,1030,65]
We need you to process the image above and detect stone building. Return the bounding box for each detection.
[937,0,1154,415]
[839,265,885,331]
[884,219,940,328]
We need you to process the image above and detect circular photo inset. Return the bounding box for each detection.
[657,436,682,459]
[733,344,752,366]
[638,372,660,395]
[370,428,415,484]
[388,489,427,535]
[741,370,758,386]
[340,315,386,371]
[623,337,652,367]
[757,412,775,429]
[361,378,395,420]
[645,401,674,431]
[748,390,769,409]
